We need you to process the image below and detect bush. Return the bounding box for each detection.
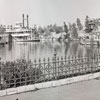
[1,59,42,88]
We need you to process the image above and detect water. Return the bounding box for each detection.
[0,40,99,61]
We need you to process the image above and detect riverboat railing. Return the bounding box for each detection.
[0,52,100,90]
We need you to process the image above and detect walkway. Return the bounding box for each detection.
[0,78,100,100]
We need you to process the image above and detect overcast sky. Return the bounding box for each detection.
[0,0,100,27]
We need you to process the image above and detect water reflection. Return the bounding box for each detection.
[69,41,79,56]
[64,42,70,55]
[0,41,99,61]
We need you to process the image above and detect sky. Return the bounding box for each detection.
[0,0,100,27]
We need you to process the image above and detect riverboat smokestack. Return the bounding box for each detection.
[27,14,29,28]
[22,14,25,28]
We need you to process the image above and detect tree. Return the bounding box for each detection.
[55,26,63,34]
[49,24,63,34]
[32,25,39,38]
[85,16,92,33]
[71,23,78,39]
[92,19,100,30]
[49,24,55,32]
[43,27,51,37]
[38,26,44,34]
[85,16,89,28]
[68,23,73,32]
[63,22,68,33]
[76,18,83,30]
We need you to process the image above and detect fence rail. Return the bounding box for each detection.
[0,53,100,90]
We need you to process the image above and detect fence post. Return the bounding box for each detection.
[39,58,41,82]
[92,53,95,73]
[0,58,3,90]
[99,54,100,70]
[34,59,37,83]
[43,58,46,82]
[54,49,57,79]
[0,58,1,90]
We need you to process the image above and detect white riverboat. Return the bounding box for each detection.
[6,14,40,43]
[80,38,98,45]
[80,33,100,45]
[6,24,40,42]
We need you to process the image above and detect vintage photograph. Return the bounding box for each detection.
[0,0,100,100]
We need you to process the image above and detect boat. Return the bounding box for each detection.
[6,25,40,43]
[80,39,98,45]
[6,14,40,43]
[79,31,100,45]
[14,37,40,42]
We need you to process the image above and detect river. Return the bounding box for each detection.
[0,40,99,62]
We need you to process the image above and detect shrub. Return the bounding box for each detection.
[1,59,42,88]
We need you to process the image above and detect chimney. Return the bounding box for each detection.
[22,14,24,28]
[27,15,29,28]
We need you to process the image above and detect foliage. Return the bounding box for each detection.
[32,26,40,38]
[43,27,51,37]
[1,59,42,88]
[91,18,100,30]
[68,23,73,32]
[85,16,92,33]
[47,25,55,32]
[63,22,68,33]
[76,18,83,30]
[71,23,78,39]
[38,26,44,34]
[52,24,63,34]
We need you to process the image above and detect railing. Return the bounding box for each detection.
[0,52,100,90]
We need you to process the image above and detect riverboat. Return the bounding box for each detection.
[14,37,40,42]
[79,34,100,45]
[80,39,98,45]
[6,14,40,43]
[6,25,40,43]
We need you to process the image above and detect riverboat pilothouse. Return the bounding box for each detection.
[6,14,40,42]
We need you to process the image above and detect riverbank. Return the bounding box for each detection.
[0,78,100,100]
